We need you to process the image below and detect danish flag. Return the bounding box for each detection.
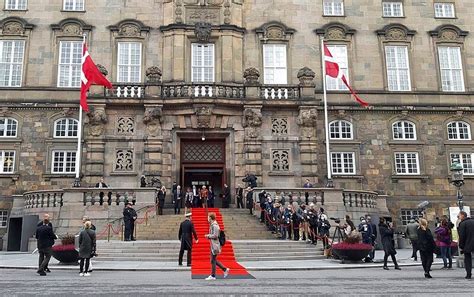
[324,44,369,107]
[80,42,113,112]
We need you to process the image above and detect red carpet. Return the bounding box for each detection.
[190,208,254,279]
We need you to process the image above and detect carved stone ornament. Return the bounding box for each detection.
[143,107,163,137]
[314,22,356,41]
[63,24,82,36]
[376,24,416,42]
[3,21,24,35]
[0,107,12,117]
[243,108,262,128]
[454,110,464,120]
[195,106,212,128]
[175,0,183,23]
[297,67,316,86]
[145,66,162,83]
[184,0,224,5]
[51,19,92,37]
[86,106,108,137]
[194,22,212,42]
[108,20,150,38]
[297,109,317,138]
[266,27,284,40]
[119,24,140,37]
[243,67,260,85]
[96,64,109,76]
[61,108,75,117]
[327,28,345,40]
[224,0,231,24]
[186,7,220,25]
[429,25,469,43]
[255,21,296,41]
[386,28,406,41]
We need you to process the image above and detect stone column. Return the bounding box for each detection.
[297,107,319,185]
[84,105,108,184]
[143,105,164,184]
[242,106,263,186]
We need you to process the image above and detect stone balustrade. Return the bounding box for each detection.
[107,84,145,98]
[252,187,325,205]
[342,190,377,209]
[260,85,300,100]
[24,190,64,208]
[162,83,245,99]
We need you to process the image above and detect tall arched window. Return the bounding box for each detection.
[54,118,78,138]
[392,121,416,140]
[329,120,353,139]
[0,118,18,137]
[447,121,471,140]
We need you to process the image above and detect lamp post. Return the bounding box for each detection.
[450,158,464,268]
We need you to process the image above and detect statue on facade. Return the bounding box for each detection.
[195,106,212,128]
[243,108,262,139]
[86,106,107,137]
[297,108,317,138]
[143,106,163,137]
[243,67,260,85]
[145,66,162,83]
[297,67,316,86]
[194,22,212,42]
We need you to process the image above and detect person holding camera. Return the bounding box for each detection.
[406,218,420,261]
[242,173,257,188]
[79,221,96,277]
[379,218,401,271]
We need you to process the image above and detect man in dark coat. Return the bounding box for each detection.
[95,177,112,205]
[36,213,55,273]
[173,185,183,215]
[242,173,257,188]
[123,202,137,241]
[222,184,230,208]
[178,213,198,266]
[246,187,254,215]
[35,217,56,276]
[458,211,474,279]
[236,184,244,209]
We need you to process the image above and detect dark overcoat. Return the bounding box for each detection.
[459,217,474,253]
[379,223,396,255]
[79,228,96,259]
[178,219,198,251]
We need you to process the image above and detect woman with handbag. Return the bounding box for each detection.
[78,221,96,276]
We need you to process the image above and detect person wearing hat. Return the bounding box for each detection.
[123,202,137,241]
[178,213,198,266]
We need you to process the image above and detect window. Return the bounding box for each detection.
[394,152,419,175]
[54,118,78,138]
[0,210,7,227]
[63,0,84,11]
[326,45,348,90]
[450,153,474,175]
[392,121,416,140]
[400,209,423,225]
[5,0,27,10]
[52,151,76,173]
[447,121,471,140]
[438,46,464,92]
[0,151,15,173]
[0,118,18,137]
[385,46,411,91]
[331,152,355,174]
[58,41,82,87]
[118,42,142,83]
[383,2,403,17]
[323,0,344,16]
[272,149,290,171]
[191,43,214,83]
[263,44,287,84]
[0,40,25,87]
[329,120,353,139]
[434,3,455,18]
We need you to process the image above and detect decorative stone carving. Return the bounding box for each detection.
[175,0,183,23]
[272,118,288,135]
[61,108,75,117]
[63,24,82,36]
[145,66,162,83]
[186,8,220,25]
[115,150,134,172]
[376,24,416,42]
[314,22,356,41]
[119,24,140,37]
[195,106,212,128]
[51,19,92,37]
[224,0,231,24]
[429,25,469,43]
[267,27,284,40]
[272,150,290,171]
[386,28,406,41]
[243,67,260,85]
[297,67,316,86]
[255,22,296,41]
[327,28,345,40]
[0,17,35,35]
[117,117,135,135]
[297,109,317,138]
[86,107,107,137]
[0,107,12,117]
[335,109,346,119]
[143,107,163,137]
[440,29,458,42]
[108,20,151,38]
[454,110,464,120]
[243,108,262,138]
[96,64,109,77]
[194,22,212,42]
[184,0,224,5]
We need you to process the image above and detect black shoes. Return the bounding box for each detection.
[425,273,432,279]
[394,266,401,270]
[466,275,472,279]
[383,266,389,270]
[45,268,51,273]
[37,271,47,276]
[178,263,183,266]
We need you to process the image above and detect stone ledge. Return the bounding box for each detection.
[245,159,262,165]
[0,174,19,181]
[144,159,162,164]
[388,140,425,146]
[110,172,138,176]
[391,175,430,183]
[333,175,365,180]
[268,171,295,176]
[42,173,75,180]
[144,147,163,153]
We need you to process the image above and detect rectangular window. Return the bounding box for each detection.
[438,46,464,92]
[52,151,76,174]
[434,3,455,18]
[0,40,25,87]
[326,45,348,90]
[331,152,355,175]
[0,151,15,173]
[394,152,420,175]
[383,2,404,17]
[263,44,287,84]
[450,153,474,175]
[58,41,82,87]
[323,0,344,16]
[191,43,214,83]
[118,42,142,83]
[400,209,423,225]
[63,0,84,11]
[5,0,27,10]
[0,210,7,228]
[385,45,411,91]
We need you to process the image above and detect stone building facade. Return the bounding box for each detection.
[0,0,473,231]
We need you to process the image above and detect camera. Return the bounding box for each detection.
[330,217,341,224]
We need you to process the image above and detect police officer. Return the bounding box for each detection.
[123,202,137,241]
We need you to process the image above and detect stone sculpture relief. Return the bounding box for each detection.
[297,108,317,138]
[86,107,108,137]
[143,107,163,137]
[243,108,262,138]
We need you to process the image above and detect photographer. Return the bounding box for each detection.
[242,173,257,188]
[318,209,331,249]
[258,190,267,223]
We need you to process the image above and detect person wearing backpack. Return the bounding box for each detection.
[205,212,230,280]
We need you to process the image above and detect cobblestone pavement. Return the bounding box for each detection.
[0,266,470,296]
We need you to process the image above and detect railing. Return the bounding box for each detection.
[78,188,156,206]
[342,190,377,208]
[162,83,245,99]
[24,190,64,208]
[252,187,325,206]
[107,84,145,98]
[260,85,300,100]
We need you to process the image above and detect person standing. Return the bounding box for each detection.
[78,221,96,277]
[379,218,400,270]
[157,186,166,215]
[95,177,112,205]
[458,211,474,279]
[184,187,193,215]
[178,213,198,266]
[81,216,96,273]
[303,179,313,205]
[200,185,208,209]
[359,218,373,262]
[236,184,244,209]
[205,212,230,280]
[207,186,215,208]
[246,187,254,215]
[417,218,436,278]
[35,216,56,276]
[192,185,199,208]
[123,202,137,241]
[366,215,377,262]
[222,184,230,208]
[435,218,453,269]
[173,185,183,215]
[406,218,420,261]
[37,213,55,273]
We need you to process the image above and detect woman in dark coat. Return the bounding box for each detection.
[417,218,436,278]
[379,218,400,270]
[79,221,96,276]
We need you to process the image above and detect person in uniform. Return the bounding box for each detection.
[178,213,198,266]
[123,202,137,241]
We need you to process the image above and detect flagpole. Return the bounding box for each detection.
[321,37,333,188]
[74,34,86,188]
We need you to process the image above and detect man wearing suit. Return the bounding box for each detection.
[222,184,230,208]
[95,177,112,205]
[235,184,244,209]
[36,213,55,273]
[178,213,198,266]
[123,202,137,241]
[35,216,56,276]
[458,211,474,279]
[173,185,183,215]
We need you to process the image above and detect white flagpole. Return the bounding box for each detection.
[321,37,333,188]
[74,34,86,187]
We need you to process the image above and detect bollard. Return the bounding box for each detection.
[107,224,111,242]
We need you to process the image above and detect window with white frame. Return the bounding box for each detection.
[54,118,78,138]
[5,0,27,10]
[394,152,420,175]
[329,120,353,139]
[383,2,404,17]
[392,121,416,140]
[385,45,411,91]
[434,3,455,18]
[58,41,82,87]
[0,40,25,87]
[400,209,423,225]
[52,151,76,174]
[118,42,142,83]
[323,0,344,16]
[63,0,84,11]
[0,210,7,227]
[0,151,15,173]
[0,118,18,137]
[326,45,348,90]
[450,153,474,175]
[191,43,214,83]
[438,46,464,92]
[263,44,287,84]
[331,152,355,174]
[447,121,471,140]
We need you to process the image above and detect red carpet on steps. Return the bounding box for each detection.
[190,208,254,279]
